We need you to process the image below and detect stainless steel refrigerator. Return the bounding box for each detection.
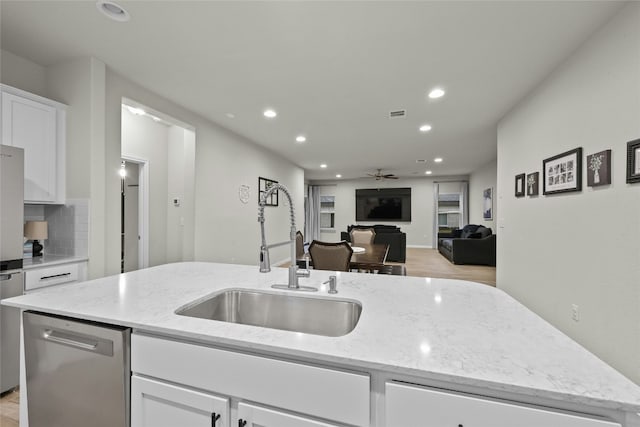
[0,144,24,393]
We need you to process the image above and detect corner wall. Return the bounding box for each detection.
[497,3,640,383]
[469,158,497,229]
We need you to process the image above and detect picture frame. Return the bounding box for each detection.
[527,172,539,196]
[543,147,582,195]
[626,139,640,184]
[482,187,493,220]
[258,177,278,206]
[587,149,611,187]
[514,173,525,198]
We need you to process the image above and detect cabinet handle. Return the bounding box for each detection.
[211,412,220,427]
[238,419,247,427]
[40,272,71,281]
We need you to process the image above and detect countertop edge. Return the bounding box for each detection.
[7,299,640,414]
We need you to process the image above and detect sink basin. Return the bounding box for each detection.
[176,289,362,337]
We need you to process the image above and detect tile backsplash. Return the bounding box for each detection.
[25,199,89,257]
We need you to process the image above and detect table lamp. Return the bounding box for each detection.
[24,221,48,257]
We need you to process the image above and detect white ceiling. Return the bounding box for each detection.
[0,1,624,180]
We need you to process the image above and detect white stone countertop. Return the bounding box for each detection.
[4,262,640,412]
[22,254,88,270]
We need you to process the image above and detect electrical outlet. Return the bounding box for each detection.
[572,304,580,322]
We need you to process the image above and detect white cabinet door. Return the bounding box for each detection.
[132,376,229,427]
[237,402,339,427]
[386,382,620,427]
[2,92,58,203]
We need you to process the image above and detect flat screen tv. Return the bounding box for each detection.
[355,188,411,222]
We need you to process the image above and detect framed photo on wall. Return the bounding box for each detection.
[527,172,539,196]
[543,147,582,195]
[626,139,640,184]
[515,174,525,197]
[587,149,611,187]
[482,187,493,220]
[258,177,279,206]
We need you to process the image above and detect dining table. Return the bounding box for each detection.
[348,243,390,271]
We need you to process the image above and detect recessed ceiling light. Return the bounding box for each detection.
[416,159,426,163]
[425,170,433,175]
[428,88,445,99]
[263,109,277,118]
[225,113,235,119]
[295,135,306,143]
[419,124,432,132]
[434,157,443,163]
[96,1,130,22]
[320,164,327,168]
[336,174,342,178]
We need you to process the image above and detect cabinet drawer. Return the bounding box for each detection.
[385,382,620,427]
[132,333,370,426]
[25,263,79,291]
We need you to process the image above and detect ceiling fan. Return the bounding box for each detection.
[367,169,399,180]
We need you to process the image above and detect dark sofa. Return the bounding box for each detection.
[438,224,496,266]
[341,224,406,262]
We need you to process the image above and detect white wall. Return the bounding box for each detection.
[469,158,497,229]
[122,108,170,267]
[0,49,47,97]
[27,56,107,279]
[311,176,468,247]
[105,69,304,272]
[497,3,640,384]
[2,50,304,276]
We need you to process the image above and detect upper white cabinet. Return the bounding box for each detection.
[1,84,66,204]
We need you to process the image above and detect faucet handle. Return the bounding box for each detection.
[259,247,271,273]
[324,275,338,294]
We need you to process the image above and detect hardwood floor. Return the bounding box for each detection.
[0,249,494,426]
[0,389,19,427]
[388,247,496,286]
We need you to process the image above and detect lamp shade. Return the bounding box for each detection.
[24,221,48,240]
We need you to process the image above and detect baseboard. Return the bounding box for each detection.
[407,245,433,249]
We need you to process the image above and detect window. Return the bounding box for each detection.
[438,193,462,228]
[320,196,335,231]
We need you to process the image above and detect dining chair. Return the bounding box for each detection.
[308,240,353,272]
[350,228,376,245]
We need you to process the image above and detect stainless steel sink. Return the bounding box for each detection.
[176,289,362,337]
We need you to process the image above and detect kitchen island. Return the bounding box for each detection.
[4,262,640,426]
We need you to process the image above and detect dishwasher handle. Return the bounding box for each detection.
[41,328,114,356]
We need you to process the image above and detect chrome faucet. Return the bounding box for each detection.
[258,183,315,291]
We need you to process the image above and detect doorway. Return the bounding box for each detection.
[120,157,149,273]
[433,181,469,247]
[120,99,196,271]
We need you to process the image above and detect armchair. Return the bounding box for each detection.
[438,224,496,266]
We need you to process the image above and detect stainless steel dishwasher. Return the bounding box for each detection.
[23,311,131,427]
